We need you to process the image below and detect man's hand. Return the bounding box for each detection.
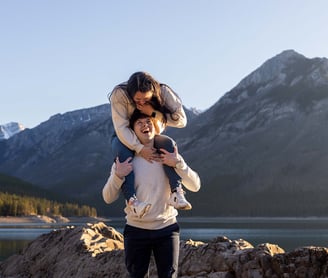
[159,146,179,167]
[115,157,133,179]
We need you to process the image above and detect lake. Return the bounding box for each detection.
[1,217,328,261]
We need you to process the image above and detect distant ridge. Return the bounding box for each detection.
[1,50,328,217]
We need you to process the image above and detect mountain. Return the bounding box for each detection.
[0,122,25,140]
[1,49,328,217]
[0,104,116,215]
[0,104,112,190]
[0,103,199,215]
[176,49,328,216]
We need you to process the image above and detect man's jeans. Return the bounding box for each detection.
[123,223,180,278]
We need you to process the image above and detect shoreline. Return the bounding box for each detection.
[0,215,110,224]
[2,215,328,224]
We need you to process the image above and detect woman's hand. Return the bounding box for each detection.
[139,146,160,162]
[136,103,154,116]
[159,146,179,167]
[115,157,133,179]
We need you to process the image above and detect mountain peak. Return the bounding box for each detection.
[236,50,307,90]
[273,49,305,61]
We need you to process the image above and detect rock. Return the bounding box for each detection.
[1,222,328,277]
[0,222,126,278]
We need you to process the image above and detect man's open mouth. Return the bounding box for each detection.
[141,128,150,134]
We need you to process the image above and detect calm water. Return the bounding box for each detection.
[1,217,328,261]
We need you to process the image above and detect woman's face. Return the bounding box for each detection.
[133,90,153,105]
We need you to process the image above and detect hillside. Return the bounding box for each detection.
[0,173,97,217]
[176,50,328,216]
[0,173,62,201]
[1,50,328,217]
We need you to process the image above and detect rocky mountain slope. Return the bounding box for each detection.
[177,50,328,216]
[0,104,115,214]
[1,49,328,217]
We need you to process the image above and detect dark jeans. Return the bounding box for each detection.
[123,223,180,278]
[111,135,182,201]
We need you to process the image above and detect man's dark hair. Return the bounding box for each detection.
[129,109,151,130]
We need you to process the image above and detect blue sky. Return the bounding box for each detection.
[1,0,328,128]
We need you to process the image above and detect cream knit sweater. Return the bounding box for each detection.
[102,154,201,230]
[109,84,187,154]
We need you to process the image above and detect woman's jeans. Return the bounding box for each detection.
[123,223,180,278]
[111,135,182,201]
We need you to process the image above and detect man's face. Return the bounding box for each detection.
[133,117,155,144]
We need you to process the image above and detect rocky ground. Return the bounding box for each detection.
[1,222,328,277]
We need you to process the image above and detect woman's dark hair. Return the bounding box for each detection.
[127,72,172,122]
[126,71,160,100]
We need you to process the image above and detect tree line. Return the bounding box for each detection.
[0,192,97,217]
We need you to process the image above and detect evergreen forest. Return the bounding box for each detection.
[0,173,97,217]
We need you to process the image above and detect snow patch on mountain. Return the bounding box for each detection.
[0,122,25,140]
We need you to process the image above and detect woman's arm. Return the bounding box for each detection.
[110,86,144,153]
[161,85,187,128]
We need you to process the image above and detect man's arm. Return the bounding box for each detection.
[159,147,201,192]
[174,155,201,192]
[102,164,124,204]
[102,157,133,204]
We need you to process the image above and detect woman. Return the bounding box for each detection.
[109,72,191,218]
[103,110,201,277]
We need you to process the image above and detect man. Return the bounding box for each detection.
[103,110,201,278]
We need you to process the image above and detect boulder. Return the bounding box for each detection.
[1,222,328,277]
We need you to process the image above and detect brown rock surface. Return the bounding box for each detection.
[1,222,328,277]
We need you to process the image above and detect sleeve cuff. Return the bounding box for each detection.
[112,172,125,188]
